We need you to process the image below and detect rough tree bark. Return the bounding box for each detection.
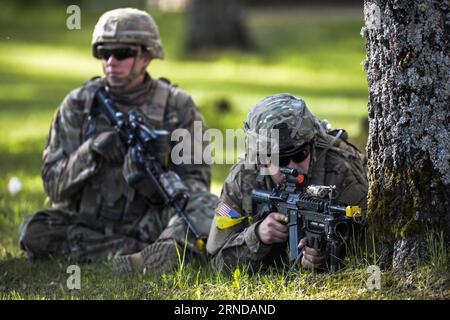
[186,0,251,51]
[363,0,449,270]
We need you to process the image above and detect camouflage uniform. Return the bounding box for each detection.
[18,8,218,263]
[207,94,368,271]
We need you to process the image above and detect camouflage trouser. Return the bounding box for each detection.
[18,191,218,261]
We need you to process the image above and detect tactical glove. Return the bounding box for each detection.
[122,146,156,199]
[90,131,126,165]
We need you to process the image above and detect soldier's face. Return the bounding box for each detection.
[268,153,311,184]
[99,45,150,88]
[103,54,134,81]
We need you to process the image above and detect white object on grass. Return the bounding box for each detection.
[8,176,22,195]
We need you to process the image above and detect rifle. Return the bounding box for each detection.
[251,167,365,273]
[96,88,206,252]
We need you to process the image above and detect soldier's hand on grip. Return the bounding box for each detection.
[122,146,155,198]
[298,237,328,269]
[91,130,125,165]
[256,212,288,245]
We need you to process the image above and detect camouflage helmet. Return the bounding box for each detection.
[244,93,326,155]
[92,8,164,59]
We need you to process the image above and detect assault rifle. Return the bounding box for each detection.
[251,167,365,273]
[96,88,205,252]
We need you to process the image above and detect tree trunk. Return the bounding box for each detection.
[186,0,251,51]
[363,0,449,270]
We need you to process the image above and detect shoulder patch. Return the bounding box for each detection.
[215,202,249,229]
[216,202,241,218]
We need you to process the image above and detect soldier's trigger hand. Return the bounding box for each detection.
[91,131,126,165]
[256,212,288,245]
[122,147,156,199]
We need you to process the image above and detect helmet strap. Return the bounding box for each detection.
[306,139,316,179]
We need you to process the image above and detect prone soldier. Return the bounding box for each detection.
[207,94,368,271]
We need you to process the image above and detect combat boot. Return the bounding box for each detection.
[113,239,182,274]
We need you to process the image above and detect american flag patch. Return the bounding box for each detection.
[216,202,240,218]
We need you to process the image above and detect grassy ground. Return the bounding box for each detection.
[0,2,448,300]
[1,240,448,299]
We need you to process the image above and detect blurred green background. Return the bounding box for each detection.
[0,0,368,255]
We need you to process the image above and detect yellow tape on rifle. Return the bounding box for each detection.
[345,206,362,218]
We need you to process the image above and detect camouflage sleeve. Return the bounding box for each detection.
[335,159,369,209]
[42,89,99,203]
[169,89,211,193]
[206,164,272,271]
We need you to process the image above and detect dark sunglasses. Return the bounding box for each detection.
[97,47,137,61]
[277,143,311,167]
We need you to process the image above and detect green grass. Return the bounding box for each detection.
[1,246,448,299]
[0,3,448,300]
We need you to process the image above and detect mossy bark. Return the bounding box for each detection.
[363,0,450,270]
